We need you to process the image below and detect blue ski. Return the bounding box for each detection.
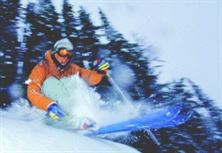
[150,111,193,129]
[89,104,191,136]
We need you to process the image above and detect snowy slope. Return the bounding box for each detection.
[0,109,139,153]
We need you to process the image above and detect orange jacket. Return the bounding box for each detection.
[27,51,104,111]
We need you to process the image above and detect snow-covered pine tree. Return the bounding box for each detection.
[62,0,78,38]
[189,80,222,131]
[77,7,100,67]
[0,0,20,107]
[61,0,82,66]
[0,0,20,86]
[23,1,62,78]
[23,3,44,78]
[37,0,62,45]
[99,9,157,100]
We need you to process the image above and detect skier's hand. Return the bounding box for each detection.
[93,58,110,74]
[47,103,66,121]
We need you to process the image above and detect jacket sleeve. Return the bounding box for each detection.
[74,65,105,86]
[27,64,54,111]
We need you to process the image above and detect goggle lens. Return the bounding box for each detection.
[58,49,72,57]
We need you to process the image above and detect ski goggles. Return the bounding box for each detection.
[57,49,73,58]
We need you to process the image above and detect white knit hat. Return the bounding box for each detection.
[52,38,74,54]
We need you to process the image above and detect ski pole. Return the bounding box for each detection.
[106,73,131,104]
[145,129,160,146]
[106,73,160,145]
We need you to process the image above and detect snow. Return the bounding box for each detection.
[111,58,136,89]
[7,83,25,101]
[0,107,139,153]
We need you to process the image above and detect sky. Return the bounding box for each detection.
[22,0,221,107]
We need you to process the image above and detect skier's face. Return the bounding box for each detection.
[54,49,72,65]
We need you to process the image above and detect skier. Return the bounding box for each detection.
[27,38,109,129]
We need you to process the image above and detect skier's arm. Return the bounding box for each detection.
[27,64,55,111]
[72,65,105,86]
[80,67,105,86]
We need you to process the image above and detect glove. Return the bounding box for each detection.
[93,58,110,73]
[47,103,66,121]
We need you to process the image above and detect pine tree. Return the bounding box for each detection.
[189,80,222,131]
[61,0,82,65]
[23,1,62,77]
[23,3,45,78]
[15,5,31,83]
[0,0,20,106]
[37,0,62,45]
[62,0,78,38]
[99,9,157,100]
[77,7,100,67]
